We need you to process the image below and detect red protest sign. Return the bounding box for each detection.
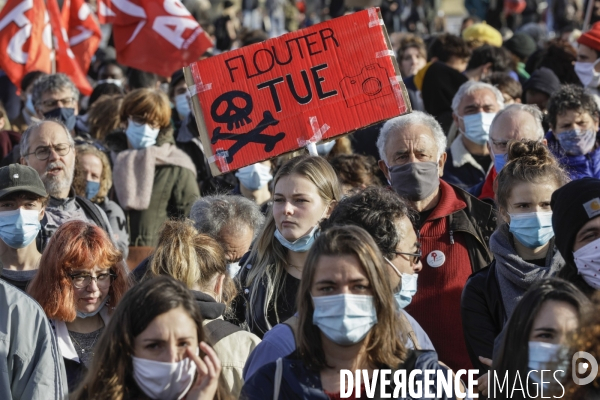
[184,8,411,176]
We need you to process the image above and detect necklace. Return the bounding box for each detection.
[69,328,102,355]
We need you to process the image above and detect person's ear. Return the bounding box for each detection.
[378,159,391,182]
[20,157,27,166]
[213,274,225,300]
[487,141,493,161]
[38,208,45,221]
[326,200,336,217]
[438,152,447,176]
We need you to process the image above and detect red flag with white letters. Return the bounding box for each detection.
[112,0,213,77]
[63,0,102,73]
[0,0,51,89]
[46,0,93,95]
[97,0,116,24]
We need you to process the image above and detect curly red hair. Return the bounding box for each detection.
[28,220,130,322]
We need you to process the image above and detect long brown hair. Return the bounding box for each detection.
[146,220,237,309]
[296,225,407,369]
[72,276,231,400]
[244,155,342,329]
[28,220,129,322]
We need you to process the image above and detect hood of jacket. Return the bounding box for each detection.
[191,290,226,320]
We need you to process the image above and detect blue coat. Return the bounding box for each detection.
[545,130,600,180]
[240,350,457,400]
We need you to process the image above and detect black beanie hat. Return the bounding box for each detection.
[503,33,537,60]
[551,177,600,263]
[523,67,561,97]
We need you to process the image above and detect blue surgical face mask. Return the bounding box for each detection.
[385,257,418,309]
[126,120,160,150]
[235,163,273,190]
[274,225,319,253]
[461,112,496,145]
[76,296,109,319]
[0,209,41,249]
[528,341,569,390]
[43,107,77,131]
[556,129,596,156]
[85,181,100,199]
[312,294,378,345]
[316,140,336,156]
[175,93,191,119]
[25,94,35,114]
[509,211,554,248]
[493,152,507,172]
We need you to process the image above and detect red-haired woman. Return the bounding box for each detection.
[28,220,130,392]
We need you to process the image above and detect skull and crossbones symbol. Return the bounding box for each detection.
[210,90,286,164]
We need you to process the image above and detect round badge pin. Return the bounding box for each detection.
[427,251,445,268]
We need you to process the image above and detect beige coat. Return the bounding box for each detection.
[202,317,261,397]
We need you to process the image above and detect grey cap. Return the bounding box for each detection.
[0,164,47,200]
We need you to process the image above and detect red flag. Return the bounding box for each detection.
[0,0,51,89]
[64,0,102,73]
[46,0,92,95]
[97,0,116,24]
[112,0,213,77]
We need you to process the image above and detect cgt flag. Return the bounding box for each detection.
[0,0,52,89]
[112,0,213,77]
[96,0,116,24]
[61,0,102,74]
[46,0,93,95]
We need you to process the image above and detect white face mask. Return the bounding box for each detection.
[573,237,600,290]
[574,59,600,88]
[132,355,197,400]
[227,261,241,277]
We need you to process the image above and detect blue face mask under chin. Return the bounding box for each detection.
[274,225,319,253]
[76,296,110,319]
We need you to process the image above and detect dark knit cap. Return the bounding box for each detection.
[503,33,537,60]
[523,67,561,96]
[577,21,600,52]
[551,178,600,263]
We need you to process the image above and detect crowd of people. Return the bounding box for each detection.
[1,0,600,399]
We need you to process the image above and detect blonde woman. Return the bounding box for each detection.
[235,155,342,337]
[145,220,260,397]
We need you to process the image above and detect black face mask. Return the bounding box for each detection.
[388,162,440,201]
[43,107,77,131]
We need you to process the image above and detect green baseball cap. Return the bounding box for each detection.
[0,164,48,200]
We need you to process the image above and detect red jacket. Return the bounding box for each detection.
[406,180,495,372]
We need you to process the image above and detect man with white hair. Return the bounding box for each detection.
[377,110,496,372]
[19,120,122,255]
[472,103,547,202]
[444,81,505,190]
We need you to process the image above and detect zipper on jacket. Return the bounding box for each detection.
[449,229,455,245]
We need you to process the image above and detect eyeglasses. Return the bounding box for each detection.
[394,250,422,265]
[69,272,115,289]
[41,97,76,109]
[24,143,72,161]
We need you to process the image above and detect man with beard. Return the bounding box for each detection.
[18,120,120,255]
